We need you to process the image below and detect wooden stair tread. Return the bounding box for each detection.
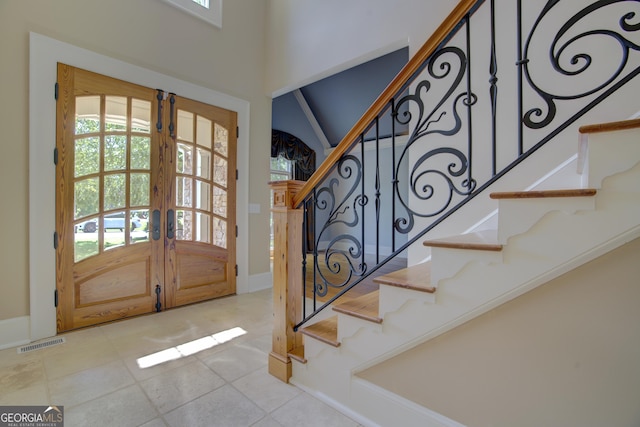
[490,188,597,199]
[288,346,307,364]
[300,316,340,347]
[423,230,502,251]
[373,262,436,293]
[333,290,382,323]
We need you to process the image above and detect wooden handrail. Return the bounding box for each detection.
[292,0,480,208]
[579,118,640,134]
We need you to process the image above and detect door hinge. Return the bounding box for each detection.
[53,147,58,165]
[235,264,238,277]
[236,126,239,138]
[54,82,59,100]
[235,225,238,237]
[54,289,58,308]
[53,232,58,250]
[236,169,238,180]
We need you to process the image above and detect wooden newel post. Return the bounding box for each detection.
[268,180,305,383]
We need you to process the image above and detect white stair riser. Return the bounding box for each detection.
[337,314,383,342]
[497,196,595,243]
[430,248,502,287]
[379,284,436,315]
[584,129,640,188]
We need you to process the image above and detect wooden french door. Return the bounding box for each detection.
[55,64,236,332]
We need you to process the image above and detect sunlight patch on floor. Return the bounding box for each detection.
[136,326,247,369]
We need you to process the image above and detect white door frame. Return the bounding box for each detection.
[29,32,250,341]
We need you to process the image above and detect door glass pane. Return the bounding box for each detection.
[214,123,228,156]
[176,177,192,207]
[213,217,226,248]
[177,110,194,142]
[197,116,212,148]
[177,143,193,174]
[196,148,211,179]
[177,210,192,240]
[131,99,151,133]
[131,136,151,170]
[131,209,149,244]
[104,135,127,171]
[103,211,126,251]
[75,96,100,135]
[105,96,127,132]
[130,173,150,207]
[213,155,227,187]
[75,177,99,219]
[196,180,210,211]
[213,186,226,217]
[75,137,100,177]
[75,220,99,262]
[196,212,210,243]
[104,174,126,211]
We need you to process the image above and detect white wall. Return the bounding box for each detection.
[265,0,458,96]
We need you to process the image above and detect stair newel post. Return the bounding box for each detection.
[269,180,305,383]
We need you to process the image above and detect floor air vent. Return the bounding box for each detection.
[17,337,65,354]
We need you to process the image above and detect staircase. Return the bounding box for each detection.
[289,120,640,426]
[267,0,640,424]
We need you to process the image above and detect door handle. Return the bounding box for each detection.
[167,209,175,239]
[152,209,161,241]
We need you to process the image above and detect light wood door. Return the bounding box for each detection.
[163,95,237,308]
[55,64,236,332]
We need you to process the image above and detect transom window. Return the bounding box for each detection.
[163,0,222,28]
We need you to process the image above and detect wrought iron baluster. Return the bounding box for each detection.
[302,198,308,318]
[489,0,498,176]
[391,98,397,254]
[517,0,524,156]
[374,117,381,264]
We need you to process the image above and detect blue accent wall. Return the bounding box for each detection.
[272,47,409,158]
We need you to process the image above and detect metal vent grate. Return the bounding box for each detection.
[17,337,65,354]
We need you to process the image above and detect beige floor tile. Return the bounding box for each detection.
[250,415,285,427]
[0,383,49,406]
[0,356,46,392]
[49,360,134,408]
[43,338,120,380]
[139,359,225,414]
[64,384,158,427]
[164,384,265,427]
[270,393,359,427]
[232,368,301,413]
[138,418,169,427]
[0,290,364,427]
[199,342,267,382]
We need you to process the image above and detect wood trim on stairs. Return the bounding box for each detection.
[373,262,436,293]
[579,118,640,134]
[300,316,340,347]
[423,230,503,251]
[490,188,597,199]
[333,291,383,324]
[288,346,307,364]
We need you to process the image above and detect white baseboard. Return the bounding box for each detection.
[0,316,31,351]
[245,272,273,294]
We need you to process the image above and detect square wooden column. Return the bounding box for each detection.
[268,180,305,383]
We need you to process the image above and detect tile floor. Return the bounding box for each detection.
[0,289,360,427]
